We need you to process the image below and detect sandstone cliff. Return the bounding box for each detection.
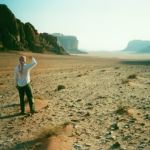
[123,40,150,53]
[0,4,67,54]
[53,33,86,54]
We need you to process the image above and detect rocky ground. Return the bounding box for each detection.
[0,52,150,150]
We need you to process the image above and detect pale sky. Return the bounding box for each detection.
[1,0,150,51]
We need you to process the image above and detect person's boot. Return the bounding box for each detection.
[30,103,37,114]
[30,110,38,114]
[20,111,26,115]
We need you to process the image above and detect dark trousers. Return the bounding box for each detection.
[17,84,35,113]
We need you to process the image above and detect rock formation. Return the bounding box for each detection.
[123,40,150,53]
[0,4,67,54]
[53,33,86,54]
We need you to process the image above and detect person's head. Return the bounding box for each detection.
[19,56,26,64]
[18,56,26,74]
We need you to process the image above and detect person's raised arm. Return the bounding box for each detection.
[26,56,37,69]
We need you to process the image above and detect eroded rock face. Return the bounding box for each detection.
[57,36,78,51]
[53,33,85,54]
[123,40,150,53]
[0,5,18,36]
[0,4,21,50]
[0,4,67,54]
[16,19,28,48]
[40,33,67,54]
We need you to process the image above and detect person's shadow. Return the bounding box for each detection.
[0,113,22,119]
[0,103,23,119]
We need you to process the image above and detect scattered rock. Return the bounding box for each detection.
[110,123,119,131]
[143,114,150,120]
[115,106,128,115]
[84,142,92,147]
[57,85,66,91]
[74,143,82,150]
[71,119,80,123]
[127,74,137,79]
[114,67,120,69]
[109,142,121,150]
[76,74,82,77]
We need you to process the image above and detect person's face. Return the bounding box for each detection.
[19,56,26,64]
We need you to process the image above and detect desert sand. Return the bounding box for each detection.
[0,52,150,150]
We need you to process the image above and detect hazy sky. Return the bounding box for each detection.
[1,0,150,51]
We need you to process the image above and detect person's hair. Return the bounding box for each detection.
[18,56,26,74]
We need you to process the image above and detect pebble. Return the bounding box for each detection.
[110,123,119,130]
[57,85,66,91]
[109,142,121,150]
[74,143,82,150]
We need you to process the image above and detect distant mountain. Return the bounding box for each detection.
[123,40,150,53]
[0,4,67,54]
[52,33,87,54]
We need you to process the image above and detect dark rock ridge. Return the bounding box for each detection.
[53,33,87,54]
[123,40,150,53]
[0,4,67,54]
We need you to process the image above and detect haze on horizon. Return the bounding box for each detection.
[1,0,150,51]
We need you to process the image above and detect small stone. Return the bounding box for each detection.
[109,142,121,150]
[83,112,90,117]
[74,143,82,150]
[71,119,80,122]
[140,123,145,126]
[110,123,119,131]
[128,117,136,124]
[85,143,92,147]
[122,135,132,141]
[143,114,150,120]
[105,131,113,140]
[124,124,129,128]
[76,99,82,102]
[57,85,66,91]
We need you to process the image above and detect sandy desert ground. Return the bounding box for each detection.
[0,52,150,150]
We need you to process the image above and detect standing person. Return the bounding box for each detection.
[14,55,37,115]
